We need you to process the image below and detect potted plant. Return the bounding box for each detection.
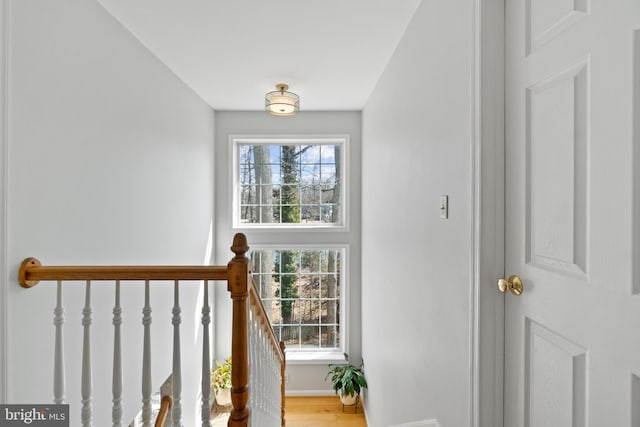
[211,357,232,406]
[325,364,368,406]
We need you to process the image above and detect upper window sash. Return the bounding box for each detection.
[231,136,348,230]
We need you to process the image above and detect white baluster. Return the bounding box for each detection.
[272,344,279,423]
[81,280,93,427]
[249,318,282,427]
[248,309,255,418]
[251,313,257,424]
[141,280,152,426]
[257,324,263,423]
[201,280,211,427]
[53,281,65,404]
[249,318,261,423]
[171,280,182,427]
[270,349,275,421]
[112,280,123,427]
[275,348,281,422]
[246,297,285,426]
[262,332,266,423]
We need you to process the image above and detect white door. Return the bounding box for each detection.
[504,1,640,426]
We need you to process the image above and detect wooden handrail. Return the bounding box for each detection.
[19,259,229,287]
[154,395,172,427]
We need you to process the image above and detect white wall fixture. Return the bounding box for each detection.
[439,195,448,219]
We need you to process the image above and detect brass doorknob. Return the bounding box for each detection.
[497,275,524,296]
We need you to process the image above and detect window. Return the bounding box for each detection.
[231,135,350,361]
[251,248,344,352]
[232,137,346,229]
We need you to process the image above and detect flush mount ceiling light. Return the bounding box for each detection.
[265,84,299,116]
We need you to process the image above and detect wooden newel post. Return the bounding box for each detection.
[228,233,250,426]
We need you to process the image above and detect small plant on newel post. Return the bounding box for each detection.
[325,363,368,412]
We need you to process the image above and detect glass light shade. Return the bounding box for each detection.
[265,84,299,116]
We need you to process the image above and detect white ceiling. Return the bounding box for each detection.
[97,0,421,111]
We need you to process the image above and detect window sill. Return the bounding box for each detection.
[285,351,347,365]
[232,223,348,232]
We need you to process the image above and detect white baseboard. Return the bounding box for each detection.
[388,420,440,427]
[285,389,336,397]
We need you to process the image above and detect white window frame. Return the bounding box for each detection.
[230,134,351,363]
[249,243,349,363]
[230,135,349,231]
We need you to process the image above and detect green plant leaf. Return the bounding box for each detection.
[325,364,367,398]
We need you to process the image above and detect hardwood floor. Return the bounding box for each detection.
[210,395,367,426]
[285,396,367,427]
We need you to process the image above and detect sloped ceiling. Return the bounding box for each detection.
[97,0,421,111]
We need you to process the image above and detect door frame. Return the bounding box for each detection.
[0,0,8,404]
[471,0,505,426]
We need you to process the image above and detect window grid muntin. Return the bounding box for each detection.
[235,140,344,228]
[250,248,342,352]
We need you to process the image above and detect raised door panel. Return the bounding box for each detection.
[526,60,589,277]
[525,320,587,427]
[527,0,588,54]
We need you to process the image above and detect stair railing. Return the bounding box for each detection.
[247,272,286,425]
[18,233,285,427]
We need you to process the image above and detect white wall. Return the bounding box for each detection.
[214,111,362,394]
[361,1,474,426]
[5,0,214,425]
